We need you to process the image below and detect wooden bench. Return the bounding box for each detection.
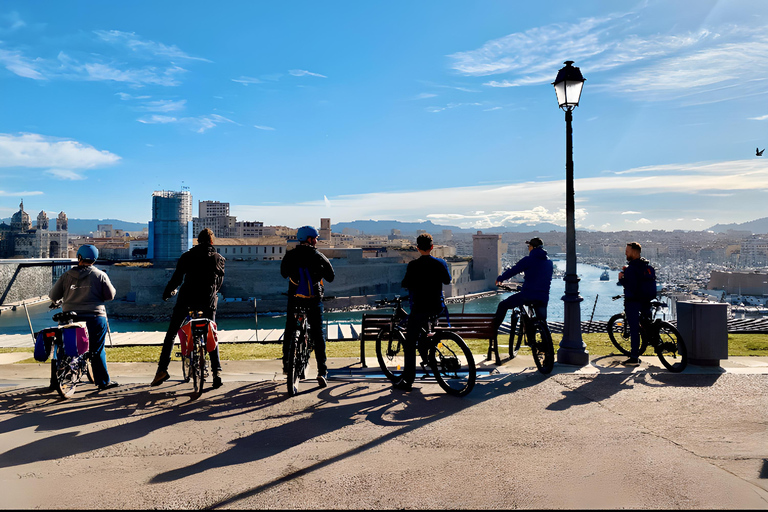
[359,311,502,367]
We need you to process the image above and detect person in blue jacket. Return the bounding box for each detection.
[492,237,554,335]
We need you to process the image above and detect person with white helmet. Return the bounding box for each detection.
[280,225,335,387]
[48,244,119,390]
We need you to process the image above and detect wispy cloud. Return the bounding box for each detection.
[413,93,438,100]
[46,168,86,180]
[0,133,120,170]
[448,10,768,103]
[621,211,642,215]
[0,189,44,197]
[232,76,263,85]
[289,69,327,78]
[749,114,768,121]
[254,125,276,131]
[137,99,187,112]
[0,11,26,34]
[426,102,483,113]
[93,30,211,62]
[138,114,237,133]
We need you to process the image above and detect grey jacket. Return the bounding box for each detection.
[49,265,116,317]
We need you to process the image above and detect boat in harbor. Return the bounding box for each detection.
[600,269,610,281]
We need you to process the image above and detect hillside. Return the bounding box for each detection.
[331,219,565,236]
[708,217,768,234]
[1,217,148,236]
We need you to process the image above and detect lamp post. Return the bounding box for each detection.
[553,61,590,366]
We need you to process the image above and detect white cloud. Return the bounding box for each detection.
[414,93,438,100]
[750,114,768,121]
[692,218,706,222]
[484,80,518,88]
[0,133,120,169]
[93,30,211,62]
[1,11,26,32]
[138,115,177,124]
[621,211,642,215]
[426,102,483,113]
[138,99,187,112]
[232,76,263,85]
[46,168,86,180]
[0,190,44,197]
[289,69,327,78]
[254,125,276,131]
[138,114,237,133]
[635,218,652,224]
[324,195,331,208]
[0,49,46,80]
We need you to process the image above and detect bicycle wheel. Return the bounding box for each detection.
[508,312,522,359]
[190,336,205,400]
[607,313,631,356]
[84,356,94,384]
[287,329,308,396]
[54,356,77,399]
[655,322,687,373]
[529,320,554,374]
[429,331,476,397]
[375,328,406,382]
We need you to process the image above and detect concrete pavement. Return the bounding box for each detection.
[1,354,767,509]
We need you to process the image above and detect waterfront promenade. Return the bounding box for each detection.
[1,351,767,509]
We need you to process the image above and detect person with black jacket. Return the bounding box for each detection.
[393,233,452,391]
[151,228,226,388]
[618,241,653,366]
[281,225,335,387]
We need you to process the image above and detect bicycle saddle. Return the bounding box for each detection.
[53,311,78,324]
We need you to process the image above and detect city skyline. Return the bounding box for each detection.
[1,1,767,231]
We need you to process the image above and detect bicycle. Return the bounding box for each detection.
[504,301,555,374]
[179,310,216,400]
[285,302,314,397]
[607,295,688,372]
[34,305,94,399]
[374,296,476,397]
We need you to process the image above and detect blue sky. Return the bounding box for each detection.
[1,0,767,231]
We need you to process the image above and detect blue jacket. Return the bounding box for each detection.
[497,247,554,303]
[619,257,651,303]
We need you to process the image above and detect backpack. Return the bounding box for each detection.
[292,267,322,299]
[640,262,657,300]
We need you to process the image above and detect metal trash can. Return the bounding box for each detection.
[675,301,728,366]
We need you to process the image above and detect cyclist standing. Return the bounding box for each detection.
[151,228,225,388]
[394,233,451,391]
[618,241,653,367]
[280,225,335,388]
[48,244,119,391]
[492,237,554,337]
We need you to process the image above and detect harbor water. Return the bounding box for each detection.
[1,261,625,336]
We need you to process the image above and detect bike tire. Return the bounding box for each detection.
[287,328,309,396]
[85,357,94,384]
[529,320,555,374]
[181,354,191,383]
[429,331,476,397]
[655,322,687,373]
[190,335,205,400]
[508,312,522,359]
[607,313,631,356]
[375,327,406,382]
[54,357,77,399]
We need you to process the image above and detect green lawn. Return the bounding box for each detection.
[7,333,768,363]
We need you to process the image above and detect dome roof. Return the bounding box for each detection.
[10,200,31,232]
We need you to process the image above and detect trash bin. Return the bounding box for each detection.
[675,301,728,366]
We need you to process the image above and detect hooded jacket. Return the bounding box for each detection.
[497,246,554,303]
[163,243,225,310]
[619,257,652,302]
[49,265,116,316]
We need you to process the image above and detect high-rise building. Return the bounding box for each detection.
[319,218,331,241]
[199,200,230,218]
[148,190,193,261]
[471,231,503,282]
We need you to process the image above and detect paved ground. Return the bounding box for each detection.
[1,354,767,509]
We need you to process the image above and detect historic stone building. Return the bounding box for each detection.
[0,200,69,258]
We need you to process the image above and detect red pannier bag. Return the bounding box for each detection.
[178,318,218,355]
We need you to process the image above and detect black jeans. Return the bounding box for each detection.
[283,298,327,377]
[624,300,651,360]
[399,311,432,387]
[493,291,548,331]
[158,305,222,374]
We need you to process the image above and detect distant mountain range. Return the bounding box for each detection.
[331,219,566,236]
[707,217,768,234]
[1,217,148,236]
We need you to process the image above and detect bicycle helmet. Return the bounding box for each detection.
[296,225,319,242]
[76,244,99,262]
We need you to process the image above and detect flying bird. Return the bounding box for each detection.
[757,147,765,156]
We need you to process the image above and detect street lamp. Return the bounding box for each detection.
[553,61,590,366]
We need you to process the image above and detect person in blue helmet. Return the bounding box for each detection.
[48,244,119,390]
[280,225,335,387]
[492,237,554,337]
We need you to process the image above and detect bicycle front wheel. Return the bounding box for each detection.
[84,357,94,384]
[429,332,476,397]
[655,322,687,373]
[529,320,554,374]
[508,312,523,359]
[190,337,205,400]
[375,328,406,382]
